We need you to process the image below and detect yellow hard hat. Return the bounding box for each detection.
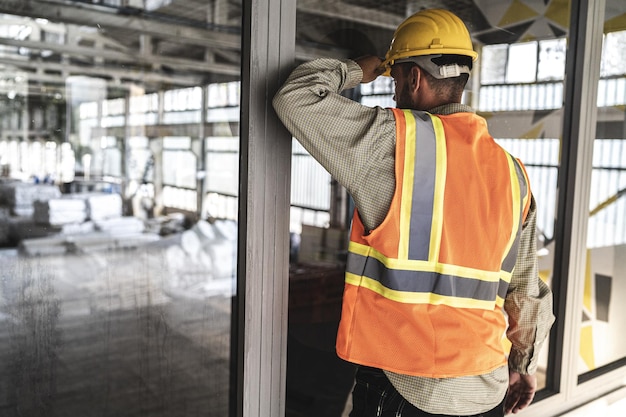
[381,9,478,76]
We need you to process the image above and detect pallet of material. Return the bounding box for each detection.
[18,229,161,256]
[0,207,10,246]
[33,198,87,225]
[114,232,161,249]
[63,231,156,253]
[0,222,9,246]
[65,232,120,253]
[9,217,62,241]
[83,192,123,220]
[61,221,95,235]
[0,182,62,215]
[94,216,145,234]
[18,235,69,256]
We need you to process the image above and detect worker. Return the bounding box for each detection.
[273,8,554,417]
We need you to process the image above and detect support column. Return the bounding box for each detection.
[235,0,296,416]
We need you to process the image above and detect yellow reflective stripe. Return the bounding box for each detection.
[502,155,522,267]
[495,296,505,308]
[348,240,372,257]
[345,271,365,286]
[398,110,416,260]
[348,241,512,282]
[500,271,513,284]
[429,114,447,263]
[346,272,500,309]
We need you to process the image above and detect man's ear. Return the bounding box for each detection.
[410,65,421,93]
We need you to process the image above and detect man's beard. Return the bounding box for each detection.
[394,85,414,109]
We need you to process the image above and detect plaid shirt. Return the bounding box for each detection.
[273,58,554,415]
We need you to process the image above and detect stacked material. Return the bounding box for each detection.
[61,221,95,235]
[29,192,123,227]
[14,190,159,255]
[94,216,145,234]
[297,224,348,264]
[7,216,61,244]
[0,182,61,216]
[33,197,87,225]
[202,219,237,279]
[163,219,237,299]
[19,229,161,256]
[65,229,159,254]
[84,193,123,221]
[18,235,68,256]
[0,207,10,246]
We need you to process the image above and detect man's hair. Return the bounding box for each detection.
[403,54,473,101]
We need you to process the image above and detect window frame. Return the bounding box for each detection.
[253,0,626,415]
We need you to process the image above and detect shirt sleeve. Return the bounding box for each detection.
[505,195,556,374]
[272,58,397,231]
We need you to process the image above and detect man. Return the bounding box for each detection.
[273,9,554,417]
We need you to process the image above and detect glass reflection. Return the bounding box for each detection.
[579,3,626,376]
[1,248,232,416]
[0,2,239,416]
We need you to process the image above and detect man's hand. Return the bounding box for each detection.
[505,371,537,414]
[355,56,384,83]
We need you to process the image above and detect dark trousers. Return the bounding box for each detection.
[350,367,505,417]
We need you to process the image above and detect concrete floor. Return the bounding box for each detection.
[0,246,232,417]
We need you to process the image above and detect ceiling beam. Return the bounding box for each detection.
[0,36,240,75]
[0,57,204,86]
[0,72,168,94]
[297,0,402,30]
[0,0,241,49]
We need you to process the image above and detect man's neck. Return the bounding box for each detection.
[427,103,475,115]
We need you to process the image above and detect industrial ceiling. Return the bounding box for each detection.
[0,0,580,98]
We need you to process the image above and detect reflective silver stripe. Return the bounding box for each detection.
[346,252,502,302]
[407,112,437,261]
[346,249,368,277]
[497,278,508,300]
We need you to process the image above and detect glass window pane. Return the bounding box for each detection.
[162,150,196,188]
[538,39,567,81]
[481,44,508,84]
[579,6,626,378]
[0,3,240,416]
[507,42,538,83]
[600,30,626,77]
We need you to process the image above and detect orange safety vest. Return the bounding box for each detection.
[336,109,531,378]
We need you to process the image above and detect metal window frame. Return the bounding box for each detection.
[548,0,605,400]
[566,0,626,400]
[235,0,296,417]
[530,0,626,413]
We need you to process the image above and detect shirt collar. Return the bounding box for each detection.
[427,103,475,115]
